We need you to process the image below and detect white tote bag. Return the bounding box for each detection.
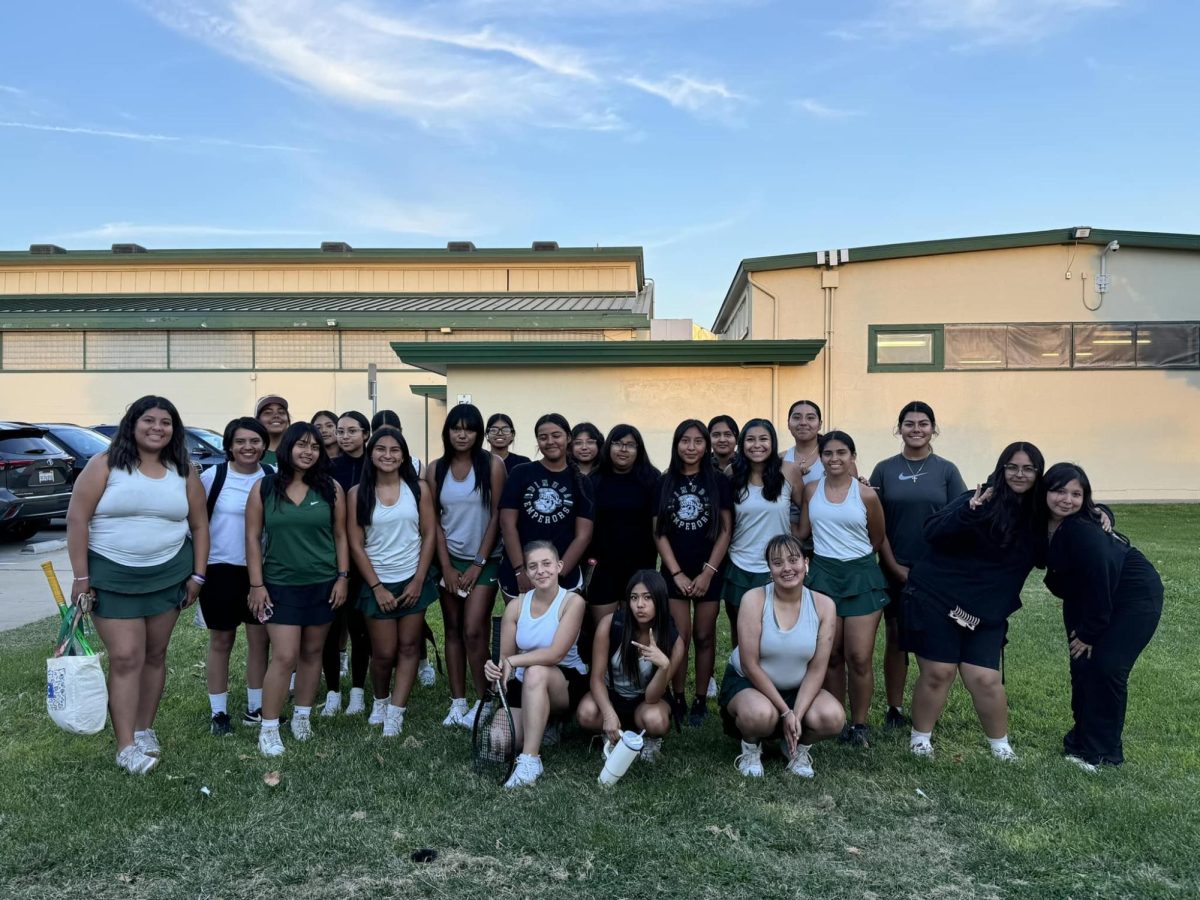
[46,655,109,735]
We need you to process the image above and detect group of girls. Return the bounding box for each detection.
[67,394,1162,784]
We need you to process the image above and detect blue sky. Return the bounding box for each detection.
[2,0,1198,323]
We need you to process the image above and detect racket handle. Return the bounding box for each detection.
[490,615,503,663]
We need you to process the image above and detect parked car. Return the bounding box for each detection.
[35,423,111,481]
[0,423,75,542]
[91,424,225,471]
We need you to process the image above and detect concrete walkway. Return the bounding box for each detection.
[0,525,71,632]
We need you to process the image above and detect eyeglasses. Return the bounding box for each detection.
[612,441,638,451]
[1003,464,1038,476]
[487,427,513,436]
[336,427,363,436]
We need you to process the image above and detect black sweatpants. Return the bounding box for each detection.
[1064,594,1162,766]
[323,592,370,692]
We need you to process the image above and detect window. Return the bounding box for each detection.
[868,325,943,372]
[1007,324,1071,369]
[1,332,84,370]
[1073,324,1136,368]
[1136,323,1200,368]
[945,326,1007,370]
[85,332,168,370]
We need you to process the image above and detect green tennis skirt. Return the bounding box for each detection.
[359,573,438,620]
[88,541,193,620]
[804,553,889,618]
[446,554,500,589]
[721,562,771,608]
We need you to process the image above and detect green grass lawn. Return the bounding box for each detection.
[2,505,1198,899]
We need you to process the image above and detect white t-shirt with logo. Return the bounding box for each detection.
[201,465,269,566]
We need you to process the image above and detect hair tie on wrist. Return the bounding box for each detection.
[369,582,382,590]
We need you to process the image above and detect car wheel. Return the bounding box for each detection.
[0,520,41,542]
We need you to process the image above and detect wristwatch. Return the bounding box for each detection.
[337,571,350,579]
[473,554,488,567]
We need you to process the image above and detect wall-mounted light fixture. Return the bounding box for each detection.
[1070,226,1092,240]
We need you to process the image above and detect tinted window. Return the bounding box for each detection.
[0,436,65,455]
[50,427,111,455]
[191,429,224,451]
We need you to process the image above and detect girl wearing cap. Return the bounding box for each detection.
[255,395,290,466]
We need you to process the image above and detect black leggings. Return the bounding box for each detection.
[323,603,370,691]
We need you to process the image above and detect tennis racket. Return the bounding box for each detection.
[580,558,598,600]
[471,616,517,783]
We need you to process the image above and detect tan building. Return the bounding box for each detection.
[0,242,650,462]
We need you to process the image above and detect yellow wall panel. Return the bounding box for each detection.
[418,270,435,291]
[597,268,614,291]
[34,272,50,293]
[312,269,330,290]
[149,271,165,292]
[163,270,180,292]
[461,269,480,291]
[62,271,78,293]
[134,271,152,292]
[19,272,36,293]
[268,270,284,291]
[446,269,464,291]
[253,270,270,291]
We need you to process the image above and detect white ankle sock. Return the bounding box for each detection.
[387,704,406,715]
[349,687,364,701]
[911,729,933,746]
[795,743,812,754]
[294,706,312,719]
[208,692,228,715]
[261,718,280,729]
[247,688,263,710]
[988,735,1012,752]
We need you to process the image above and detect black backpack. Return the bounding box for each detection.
[206,462,274,518]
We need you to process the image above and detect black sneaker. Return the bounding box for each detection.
[847,724,871,748]
[210,711,233,736]
[837,723,852,743]
[242,708,287,727]
[688,696,708,728]
[885,707,909,730]
[669,692,686,733]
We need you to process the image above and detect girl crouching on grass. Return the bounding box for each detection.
[484,541,588,789]
[348,427,438,737]
[719,534,844,778]
[576,570,684,763]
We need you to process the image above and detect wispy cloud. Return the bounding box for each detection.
[834,0,1121,46]
[793,98,859,119]
[0,119,312,152]
[0,85,24,95]
[141,0,746,130]
[637,212,746,250]
[55,222,325,241]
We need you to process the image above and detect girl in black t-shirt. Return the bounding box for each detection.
[486,413,532,474]
[654,419,733,728]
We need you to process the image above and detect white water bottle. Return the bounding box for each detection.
[598,730,644,786]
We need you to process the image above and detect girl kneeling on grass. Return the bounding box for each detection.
[577,570,685,763]
[719,534,844,779]
[245,423,349,757]
[348,427,438,737]
[483,541,588,789]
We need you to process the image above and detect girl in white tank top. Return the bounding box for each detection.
[483,542,587,789]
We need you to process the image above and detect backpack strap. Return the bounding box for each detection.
[205,463,229,519]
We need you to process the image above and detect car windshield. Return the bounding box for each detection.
[50,426,111,455]
[191,429,224,452]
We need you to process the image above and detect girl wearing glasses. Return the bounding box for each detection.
[568,422,603,477]
[485,413,531,474]
[903,442,1045,762]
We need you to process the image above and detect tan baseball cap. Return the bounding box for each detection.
[255,395,289,417]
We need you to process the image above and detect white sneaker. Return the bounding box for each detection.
[290,715,313,741]
[383,705,405,737]
[991,744,1019,762]
[320,691,342,717]
[368,697,388,726]
[259,726,285,757]
[786,745,815,778]
[1066,754,1098,773]
[418,659,436,687]
[910,739,934,757]
[735,740,764,778]
[706,677,718,699]
[134,729,162,758]
[460,700,481,730]
[442,699,469,728]
[339,651,348,677]
[345,688,366,716]
[116,744,158,775]
[504,753,544,789]
[640,737,663,764]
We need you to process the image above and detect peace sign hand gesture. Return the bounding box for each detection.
[968,483,994,511]
[631,629,669,669]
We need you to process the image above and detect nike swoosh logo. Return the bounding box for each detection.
[309,500,320,505]
[898,473,920,481]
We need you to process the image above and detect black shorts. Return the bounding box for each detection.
[264,579,337,628]
[607,687,650,731]
[901,589,1007,670]
[198,563,256,631]
[883,582,905,624]
[505,666,589,713]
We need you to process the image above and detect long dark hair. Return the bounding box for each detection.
[614,570,673,687]
[434,404,492,513]
[568,421,603,465]
[656,419,724,543]
[731,418,786,503]
[371,409,401,431]
[221,416,268,462]
[356,426,422,528]
[896,400,939,434]
[108,395,190,475]
[265,422,337,525]
[978,441,1045,547]
[596,423,659,488]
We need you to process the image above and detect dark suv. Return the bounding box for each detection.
[0,423,75,541]
[92,425,224,472]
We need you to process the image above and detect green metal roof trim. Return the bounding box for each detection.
[0,292,651,330]
[409,385,448,401]
[713,227,1200,333]
[390,339,826,375]
[1,245,646,289]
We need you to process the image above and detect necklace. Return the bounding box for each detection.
[899,455,928,483]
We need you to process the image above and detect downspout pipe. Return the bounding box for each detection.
[746,274,780,423]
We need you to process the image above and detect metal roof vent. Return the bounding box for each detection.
[29,243,67,254]
[111,243,147,254]
[320,241,353,253]
[531,241,559,251]
[447,241,477,252]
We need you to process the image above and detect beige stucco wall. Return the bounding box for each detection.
[0,371,445,466]
[734,245,1200,500]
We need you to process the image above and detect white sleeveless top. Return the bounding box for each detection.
[89,465,189,566]
[365,481,421,582]
[809,476,872,560]
[438,463,490,560]
[730,584,819,691]
[729,481,794,572]
[782,447,824,485]
[514,586,586,681]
